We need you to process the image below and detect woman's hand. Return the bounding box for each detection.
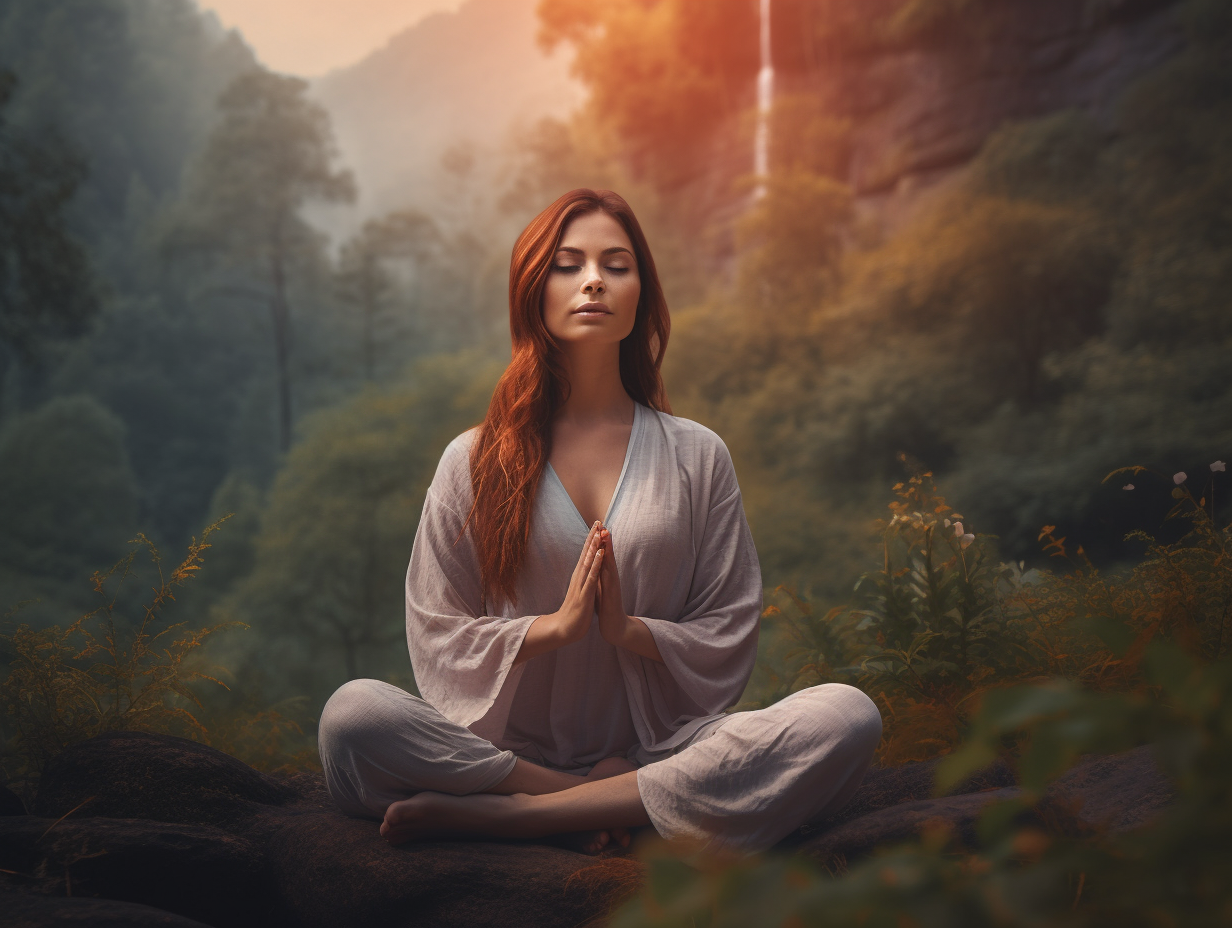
[551,520,605,645]
[595,525,629,644]
[597,525,664,662]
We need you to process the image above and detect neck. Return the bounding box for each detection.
[555,342,634,423]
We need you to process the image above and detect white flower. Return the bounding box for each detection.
[943,519,951,528]
[960,533,975,549]
[953,521,964,536]
[1123,484,1134,491]
[1213,461,1227,473]
[1173,472,1187,485]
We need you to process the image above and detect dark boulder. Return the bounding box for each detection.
[1,732,1176,927]
[0,815,274,928]
[0,885,217,927]
[0,783,27,816]
[8,732,643,928]
[790,745,1173,867]
[1043,744,1174,834]
[33,730,299,829]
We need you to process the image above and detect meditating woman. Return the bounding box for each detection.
[316,189,882,856]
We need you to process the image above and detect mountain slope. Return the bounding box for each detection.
[312,0,580,223]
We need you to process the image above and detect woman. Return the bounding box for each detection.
[317,189,882,856]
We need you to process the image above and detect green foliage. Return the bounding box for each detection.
[335,210,442,382]
[168,67,356,453]
[211,352,503,710]
[617,466,1232,926]
[0,69,96,370]
[0,396,140,624]
[0,523,243,807]
[747,459,1232,767]
[0,0,256,276]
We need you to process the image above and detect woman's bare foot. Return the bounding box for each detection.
[380,771,648,850]
[569,756,637,852]
[381,794,630,854]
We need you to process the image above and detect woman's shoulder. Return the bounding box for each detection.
[645,406,730,454]
[428,426,481,506]
[643,406,738,485]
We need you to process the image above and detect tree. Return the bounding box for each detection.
[174,69,355,452]
[217,353,502,706]
[335,210,440,383]
[0,70,97,403]
[0,395,139,624]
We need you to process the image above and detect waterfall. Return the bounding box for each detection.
[753,0,773,200]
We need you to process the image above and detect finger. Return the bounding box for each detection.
[570,522,602,586]
[582,546,604,591]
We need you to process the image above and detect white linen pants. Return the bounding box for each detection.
[317,679,881,855]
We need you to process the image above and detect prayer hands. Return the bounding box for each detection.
[596,524,631,646]
[550,520,604,646]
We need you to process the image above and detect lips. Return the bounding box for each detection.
[571,302,611,314]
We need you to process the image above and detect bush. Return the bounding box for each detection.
[621,459,1232,926]
[0,521,316,808]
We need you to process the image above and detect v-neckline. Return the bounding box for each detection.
[545,402,643,532]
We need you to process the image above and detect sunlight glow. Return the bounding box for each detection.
[196,0,464,76]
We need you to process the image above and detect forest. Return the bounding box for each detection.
[0,0,1229,924]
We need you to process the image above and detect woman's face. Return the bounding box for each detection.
[541,210,640,348]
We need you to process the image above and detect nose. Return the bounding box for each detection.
[582,269,605,294]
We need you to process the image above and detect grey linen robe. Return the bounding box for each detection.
[319,402,882,854]
[404,401,762,765]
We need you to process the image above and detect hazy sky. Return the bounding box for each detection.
[197,0,465,76]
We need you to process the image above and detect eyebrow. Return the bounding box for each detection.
[555,246,634,257]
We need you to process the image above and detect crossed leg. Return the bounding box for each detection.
[381,766,649,847]
[318,679,638,854]
[377,683,883,856]
[322,680,882,858]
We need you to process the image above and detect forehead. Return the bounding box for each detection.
[557,211,634,252]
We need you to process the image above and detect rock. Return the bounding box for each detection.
[797,786,1026,864]
[33,731,299,829]
[0,783,26,816]
[1044,744,1174,833]
[2,732,1177,927]
[776,756,1017,847]
[12,732,642,928]
[0,886,216,927]
[790,745,1172,868]
[266,812,643,928]
[0,815,274,928]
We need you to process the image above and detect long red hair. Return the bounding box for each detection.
[466,189,671,609]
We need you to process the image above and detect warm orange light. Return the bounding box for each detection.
[198,0,463,77]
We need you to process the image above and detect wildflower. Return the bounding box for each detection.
[953,521,964,537]
[960,533,975,549]
[1213,461,1227,472]
[1173,472,1187,485]
[1123,484,1134,491]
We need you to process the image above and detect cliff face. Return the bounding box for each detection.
[697,0,1188,236]
[817,0,1187,201]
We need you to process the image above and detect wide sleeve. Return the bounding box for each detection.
[619,435,763,750]
[404,443,539,730]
